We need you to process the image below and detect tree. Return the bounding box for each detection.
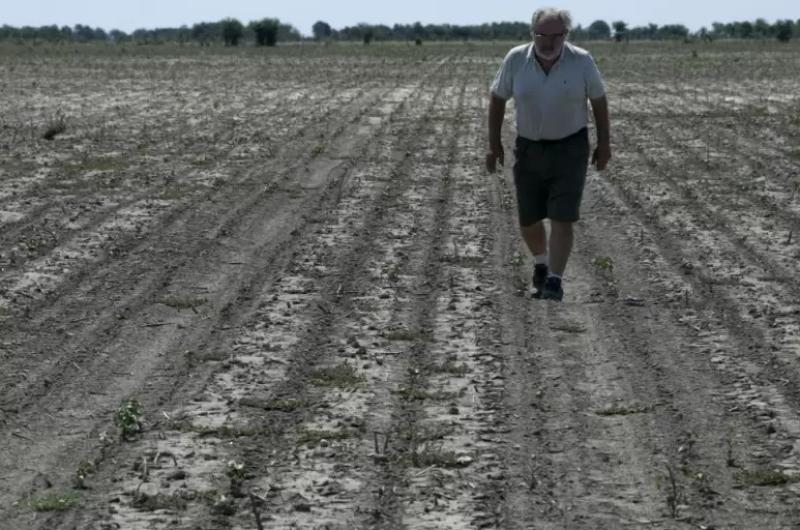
[775,20,793,42]
[587,20,611,40]
[363,28,374,44]
[250,18,279,46]
[278,23,302,42]
[312,20,332,40]
[192,22,217,45]
[753,18,771,38]
[656,24,689,39]
[73,24,96,41]
[221,18,244,46]
[109,29,128,43]
[611,21,627,42]
[738,21,754,38]
[93,27,108,41]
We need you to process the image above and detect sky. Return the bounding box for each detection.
[2,0,799,36]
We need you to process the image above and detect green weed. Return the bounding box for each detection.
[735,469,796,487]
[595,403,653,416]
[509,252,525,267]
[159,295,207,310]
[29,493,80,512]
[592,256,614,272]
[309,363,365,388]
[393,386,456,401]
[297,428,357,446]
[428,360,469,376]
[114,398,143,440]
[384,329,418,341]
[73,461,95,489]
[132,492,188,511]
[262,398,307,412]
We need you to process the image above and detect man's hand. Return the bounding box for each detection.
[592,142,611,171]
[589,95,611,171]
[487,93,507,174]
[485,144,504,173]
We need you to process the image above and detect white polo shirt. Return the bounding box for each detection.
[490,42,606,141]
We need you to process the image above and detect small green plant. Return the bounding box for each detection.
[735,469,796,487]
[384,329,418,341]
[114,399,144,440]
[592,256,614,272]
[509,252,524,267]
[73,461,95,489]
[310,363,365,388]
[226,461,246,481]
[297,428,356,446]
[168,418,264,438]
[210,494,237,515]
[132,492,188,511]
[226,460,246,497]
[159,295,207,310]
[29,493,80,512]
[410,443,471,469]
[549,322,587,333]
[393,386,456,401]
[595,403,653,416]
[158,186,188,201]
[263,398,307,412]
[428,360,469,376]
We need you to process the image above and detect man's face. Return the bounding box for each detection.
[533,17,567,60]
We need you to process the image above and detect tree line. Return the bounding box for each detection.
[0,17,798,45]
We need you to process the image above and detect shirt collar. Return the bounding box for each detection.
[527,42,568,65]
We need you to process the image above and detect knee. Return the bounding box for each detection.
[520,221,544,234]
[550,220,574,234]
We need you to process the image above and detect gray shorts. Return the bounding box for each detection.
[512,128,590,225]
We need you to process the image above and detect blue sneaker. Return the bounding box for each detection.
[541,276,563,301]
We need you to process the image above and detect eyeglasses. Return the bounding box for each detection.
[533,32,566,39]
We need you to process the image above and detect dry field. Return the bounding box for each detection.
[0,39,799,529]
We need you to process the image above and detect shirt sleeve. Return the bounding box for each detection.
[489,49,516,100]
[583,54,606,99]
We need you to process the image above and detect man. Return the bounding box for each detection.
[486,7,611,301]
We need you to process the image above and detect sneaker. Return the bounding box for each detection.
[541,276,563,301]
[532,264,548,298]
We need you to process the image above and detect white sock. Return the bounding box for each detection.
[533,254,548,267]
[548,272,562,280]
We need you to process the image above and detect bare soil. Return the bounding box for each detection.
[1,40,799,529]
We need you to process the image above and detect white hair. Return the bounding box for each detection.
[531,7,573,31]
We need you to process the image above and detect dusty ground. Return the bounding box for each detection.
[1,40,799,529]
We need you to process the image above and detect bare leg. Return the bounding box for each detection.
[548,221,574,276]
[520,222,547,257]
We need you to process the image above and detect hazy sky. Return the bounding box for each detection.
[3,0,799,35]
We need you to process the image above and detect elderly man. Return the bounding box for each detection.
[486,7,611,301]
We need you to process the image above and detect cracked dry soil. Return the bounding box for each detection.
[1,40,800,529]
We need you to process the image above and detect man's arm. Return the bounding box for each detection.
[589,95,611,171]
[486,93,507,173]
